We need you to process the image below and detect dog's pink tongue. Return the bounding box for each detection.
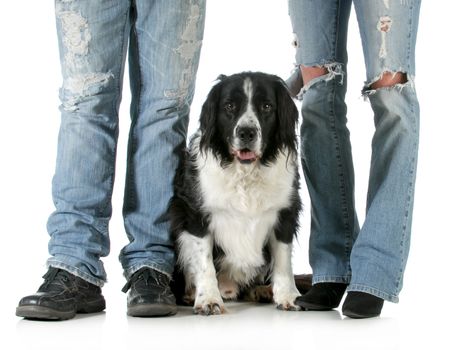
[238,150,256,161]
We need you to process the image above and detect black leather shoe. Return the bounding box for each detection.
[342,291,384,319]
[122,267,177,317]
[295,282,347,311]
[16,267,105,320]
[294,274,313,295]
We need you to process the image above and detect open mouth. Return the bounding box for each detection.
[233,148,258,164]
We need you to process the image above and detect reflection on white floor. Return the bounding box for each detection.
[9,296,454,350]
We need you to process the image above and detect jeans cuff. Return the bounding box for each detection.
[123,261,173,281]
[312,275,351,285]
[46,258,105,287]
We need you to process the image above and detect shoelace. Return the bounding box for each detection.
[121,268,168,293]
[42,268,71,289]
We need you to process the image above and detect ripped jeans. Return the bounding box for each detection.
[288,0,421,302]
[46,0,206,286]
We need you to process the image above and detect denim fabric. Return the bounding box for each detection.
[288,0,421,302]
[46,0,206,287]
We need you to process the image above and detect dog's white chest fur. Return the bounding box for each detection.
[196,150,296,282]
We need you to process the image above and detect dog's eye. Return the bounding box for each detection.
[261,103,272,112]
[224,103,235,113]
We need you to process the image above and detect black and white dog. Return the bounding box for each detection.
[169,72,302,315]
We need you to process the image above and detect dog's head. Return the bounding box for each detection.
[199,72,298,166]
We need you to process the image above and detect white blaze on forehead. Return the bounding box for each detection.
[232,78,262,153]
[242,78,255,124]
[236,78,260,129]
[243,77,254,100]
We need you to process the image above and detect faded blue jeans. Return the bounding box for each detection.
[288,0,421,302]
[46,0,206,287]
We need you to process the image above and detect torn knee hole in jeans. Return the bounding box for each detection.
[285,62,344,99]
[363,71,414,98]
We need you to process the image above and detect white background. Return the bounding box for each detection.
[1,1,456,349]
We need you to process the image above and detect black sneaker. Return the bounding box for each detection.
[16,267,105,320]
[295,282,347,311]
[122,267,177,317]
[342,291,384,319]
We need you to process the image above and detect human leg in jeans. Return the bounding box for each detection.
[288,0,421,318]
[16,0,205,320]
[288,0,357,313]
[119,0,205,317]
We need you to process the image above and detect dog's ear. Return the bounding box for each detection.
[275,79,299,154]
[199,81,221,152]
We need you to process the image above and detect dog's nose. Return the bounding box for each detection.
[236,126,258,143]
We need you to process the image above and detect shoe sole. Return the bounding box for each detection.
[16,298,106,321]
[127,304,178,317]
[295,303,334,311]
[295,299,337,311]
[16,305,76,320]
[342,309,381,319]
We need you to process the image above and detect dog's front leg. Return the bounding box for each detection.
[177,232,225,315]
[270,237,301,311]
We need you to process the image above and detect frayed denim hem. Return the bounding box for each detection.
[123,261,173,281]
[47,258,105,287]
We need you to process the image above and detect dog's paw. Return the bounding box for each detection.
[274,292,302,311]
[276,300,301,311]
[193,299,226,316]
[194,289,225,316]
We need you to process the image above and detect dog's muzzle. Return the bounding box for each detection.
[233,126,260,164]
[236,126,258,145]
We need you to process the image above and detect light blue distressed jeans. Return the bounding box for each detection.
[46,0,206,287]
[288,0,421,302]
